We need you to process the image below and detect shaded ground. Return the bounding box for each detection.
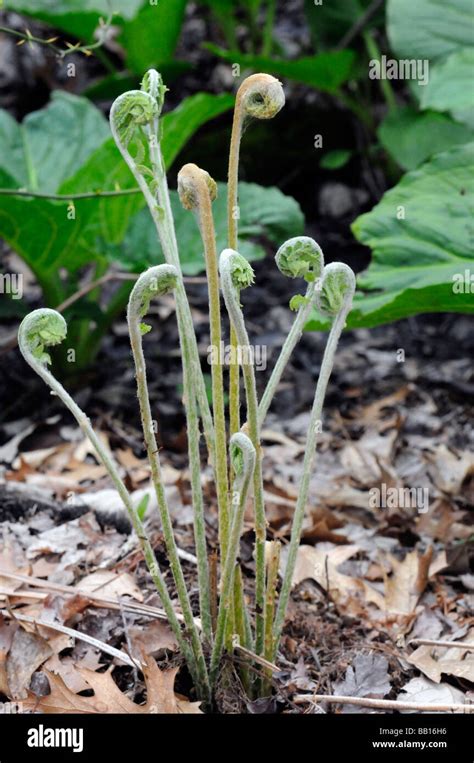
[0,2,473,715]
[0,287,473,712]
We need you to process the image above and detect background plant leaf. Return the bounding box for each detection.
[420,48,474,128]
[119,0,188,73]
[206,45,356,92]
[4,0,144,38]
[387,0,473,61]
[308,143,474,329]
[0,91,109,192]
[304,0,380,49]
[104,181,305,275]
[378,107,473,171]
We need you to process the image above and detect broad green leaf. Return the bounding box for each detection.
[420,49,474,128]
[343,143,474,327]
[320,149,353,170]
[161,93,234,168]
[0,91,109,192]
[119,0,188,73]
[0,90,236,310]
[106,182,305,275]
[387,0,473,61]
[4,0,143,38]
[378,107,473,170]
[0,195,104,298]
[206,45,356,92]
[60,92,235,243]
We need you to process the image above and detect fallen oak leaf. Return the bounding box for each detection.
[6,626,52,700]
[407,630,474,684]
[382,547,433,616]
[290,544,385,609]
[24,656,202,714]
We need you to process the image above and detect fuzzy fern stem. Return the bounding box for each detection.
[127,265,212,657]
[177,164,230,565]
[219,249,267,657]
[227,73,285,435]
[210,432,256,686]
[272,263,356,657]
[18,309,209,702]
[109,73,215,460]
[258,236,324,426]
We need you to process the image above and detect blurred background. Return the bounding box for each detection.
[0,0,472,436]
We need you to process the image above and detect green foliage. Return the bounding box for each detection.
[0,91,109,192]
[206,45,356,92]
[304,0,380,49]
[4,0,143,38]
[320,149,353,170]
[419,49,474,128]
[308,143,474,329]
[378,107,473,171]
[387,0,472,60]
[119,1,188,74]
[106,182,305,275]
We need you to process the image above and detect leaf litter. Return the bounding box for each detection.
[0,315,472,713]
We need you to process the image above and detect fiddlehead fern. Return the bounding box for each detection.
[220,249,267,658]
[178,164,230,565]
[110,73,216,466]
[227,73,285,436]
[259,236,324,425]
[272,263,356,658]
[18,309,208,701]
[127,267,212,682]
[110,90,158,147]
[210,432,256,685]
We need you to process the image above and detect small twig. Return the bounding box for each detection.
[1,609,142,669]
[0,571,202,628]
[232,637,280,674]
[119,599,139,686]
[56,272,137,313]
[336,0,384,49]
[293,694,474,713]
[0,13,114,60]
[408,638,474,651]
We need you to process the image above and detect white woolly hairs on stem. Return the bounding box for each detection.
[109,73,216,461]
[18,308,208,699]
[210,432,256,685]
[219,248,268,657]
[272,262,356,656]
[127,265,211,691]
[227,73,285,439]
[258,236,324,425]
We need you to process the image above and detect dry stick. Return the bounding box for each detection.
[408,639,474,651]
[0,573,200,627]
[272,264,356,658]
[232,638,280,675]
[109,78,215,459]
[127,266,212,659]
[227,73,285,436]
[220,250,267,658]
[2,610,141,669]
[17,309,208,702]
[177,164,230,566]
[258,237,324,426]
[209,432,256,686]
[293,694,474,713]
